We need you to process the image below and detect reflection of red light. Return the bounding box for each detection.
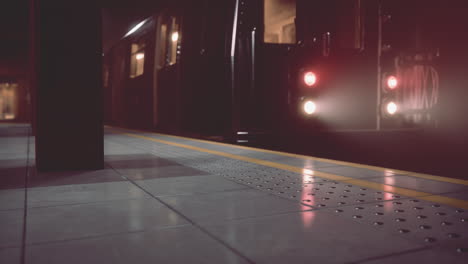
[301,185,316,228]
[387,76,398,89]
[304,72,317,86]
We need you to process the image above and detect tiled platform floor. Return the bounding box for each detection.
[1,124,467,264]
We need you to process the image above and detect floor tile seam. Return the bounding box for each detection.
[349,246,432,264]
[106,163,257,264]
[20,125,33,264]
[145,187,253,198]
[26,196,154,210]
[110,131,468,209]
[26,179,132,190]
[0,207,25,212]
[0,245,22,250]
[187,208,317,228]
[108,126,468,186]
[148,187,263,198]
[23,223,193,248]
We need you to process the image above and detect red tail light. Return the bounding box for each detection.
[386,76,398,90]
[304,72,317,87]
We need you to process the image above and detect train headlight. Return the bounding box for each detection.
[386,101,398,115]
[304,72,317,87]
[303,100,317,115]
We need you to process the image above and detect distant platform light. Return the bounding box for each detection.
[386,75,398,90]
[386,101,398,115]
[237,132,249,135]
[124,20,146,38]
[172,32,179,42]
[136,53,145,60]
[304,72,317,87]
[303,100,317,115]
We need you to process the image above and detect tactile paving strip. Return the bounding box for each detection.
[325,199,468,252]
[107,133,468,254]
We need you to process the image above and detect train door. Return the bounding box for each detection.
[229,0,295,135]
[258,0,297,132]
[154,11,181,132]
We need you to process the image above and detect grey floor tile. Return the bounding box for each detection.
[26,225,249,264]
[160,189,310,224]
[116,165,206,180]
[105,154,178,168]
[0,247,21,264]
[0,189,24,210]
[204,210,423,264]
[136,175,248,196]
[26,198,189,244]
[358,246,468,264]
[27,181,150,208]
[366,175,468,195]
[0,153,29,161]
[0,210,24,248]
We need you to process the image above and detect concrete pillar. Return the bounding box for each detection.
[31,1,103,171]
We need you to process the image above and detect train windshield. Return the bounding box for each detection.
[264,0,296,44]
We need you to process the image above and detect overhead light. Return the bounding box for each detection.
[124,20,146,38]
[136,53,144,60]
[171,32,179,42]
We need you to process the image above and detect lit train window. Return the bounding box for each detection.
[157,15,180,67]
[264,0,296,44]
[130,41,146,78]
[0,83,17,120]
[158,23,168,68]
[103,66,110,87]
[168,16,180,65]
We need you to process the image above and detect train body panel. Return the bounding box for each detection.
[104,0,468,138]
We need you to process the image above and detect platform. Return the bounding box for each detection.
[1,124,467,264]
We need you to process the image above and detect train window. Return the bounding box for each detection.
[158,23,168,67]
[168,16,180,65]
[130,41,145,78]
[103,66,110,87]
[264,0,296,44]
[0,83,17,120]
[336,0,365,50]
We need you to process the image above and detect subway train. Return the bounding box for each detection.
[103,0,467,139]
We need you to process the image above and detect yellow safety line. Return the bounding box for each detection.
[107,126,468,186]
[119,131,468,210]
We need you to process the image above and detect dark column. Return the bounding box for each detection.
[31,1,103,171]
